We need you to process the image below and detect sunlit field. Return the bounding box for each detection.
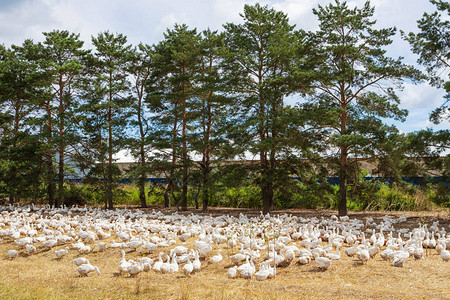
[0,206,449,299]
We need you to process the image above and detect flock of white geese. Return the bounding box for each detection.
[1,204,449,280]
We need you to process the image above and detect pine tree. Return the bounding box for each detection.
[303,0,422,215]
[222,4,300,214]
[41,30,89,207]
[0,43,48,204]
[148,24,201,210]
[127,43,154,208]
[89,31,133,209]
[403,0,450,123]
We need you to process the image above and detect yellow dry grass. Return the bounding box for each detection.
[0,210,449,300]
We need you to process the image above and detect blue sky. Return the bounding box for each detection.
[0,0,448,135]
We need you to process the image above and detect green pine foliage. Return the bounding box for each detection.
[0,1,448,213]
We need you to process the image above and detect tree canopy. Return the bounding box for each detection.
[0,1,447,215]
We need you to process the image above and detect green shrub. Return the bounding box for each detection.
[55,176,447,211]
[426,182,450,208]
[274,182,338,209]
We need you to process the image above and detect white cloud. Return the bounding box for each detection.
[398,83,446,110]
[272,0,318,30]
[154,13,191,38]
[212,0,253,26]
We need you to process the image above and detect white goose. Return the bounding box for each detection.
[368,244,380,259]
[7,249,18,259]
[345,241,360,257]
[78,245,91,254]
[227,266,238,279]
[43,239,58,249]
[152,252,164,271]
[183,258,194,276]
[198,242,213,257]
[138,257,154,271]
[314,252,331,270]
[356,242,370,265]
[168,253,179,273]
[127,260,144,277]
[413,240,424,260]
[209,249,223,264]
[230,252,246,264]
[238,255,255,279]
[94,242,107,252]
[119,250,132,274]
[325,245,341,260]
[139,241,157,253]
[440,246,450,262]
[15,237,33,247]
[172,243,189,256]
[77,263,100,277]
[160,255,171,274]
[55,247,69,259]
[298,255,311,265]
[255,262,270,281]
[73,257,90,266]
[193,250,201,272]
[25,244,36,255]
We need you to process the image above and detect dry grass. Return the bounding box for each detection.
[0,209,449,299]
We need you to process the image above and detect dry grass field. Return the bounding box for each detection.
[0,207,449,300]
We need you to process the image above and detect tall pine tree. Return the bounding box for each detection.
[89,31,132,209]
[222,4,300,214]
[303,0,422,215]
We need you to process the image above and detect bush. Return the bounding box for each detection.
[426,182,450,208]
[62,183,87,206]
[212,185,262,208]
[53,175,447,211]
[275,182,337,209]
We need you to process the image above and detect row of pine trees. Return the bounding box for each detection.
[1,1,448,215]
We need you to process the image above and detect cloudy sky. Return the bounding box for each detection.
[1,0,448,135]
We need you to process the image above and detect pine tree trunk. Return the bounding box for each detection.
[138,87,147,208]
[262,181,274,214]
[202,160,209,211]
[339,90,348,216]
[58,145,64,207]
[181,168,188,211]
[107,96,113,209]
[164,180,171,207]
[47,159,55,207]
[46,110,55,207]
[57,76,65,207]
[139,175,147,208]
[107,148,113,209]
[9,165,17,205]
[261,153,274,214]
[181,64,188,211]
[201,142,210,212]
[139,145,147,208]
[339,147,348,216]
[139,177,146,208]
